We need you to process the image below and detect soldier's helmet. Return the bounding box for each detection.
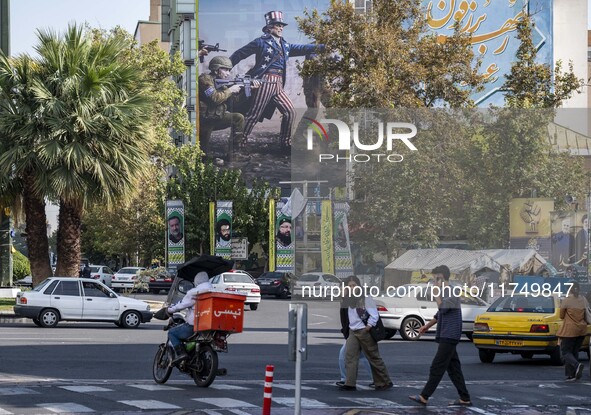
[209,56,232,72]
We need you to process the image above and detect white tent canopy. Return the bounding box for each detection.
[386,248,549,275]
[478,249,548,274]
[385,248,502,275]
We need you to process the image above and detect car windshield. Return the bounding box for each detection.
[90,267,100,273]
[299,274,320,282]
[224,274,254,283]
[118,269,138,274]
[260,273,283,280]
[487,296,555,313]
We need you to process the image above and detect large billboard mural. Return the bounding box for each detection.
[425,0,552,106]
[198,0,553,186]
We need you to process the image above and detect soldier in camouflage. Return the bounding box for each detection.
[199,56,247,157]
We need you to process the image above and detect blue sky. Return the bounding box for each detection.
[11,0,150,55]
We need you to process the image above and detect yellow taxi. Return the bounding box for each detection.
[472,294,591,365]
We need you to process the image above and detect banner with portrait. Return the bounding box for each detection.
[268,198,276,272]
[552,211,589,269]
[166,199,185,269]
[333,202,353,279]
[215,200,233,260]
[275,201,294,272]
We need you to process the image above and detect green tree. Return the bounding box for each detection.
[0,54,53,283]
[166,145,278,258]
[31,24,154,277]
[297,0,484,108]
[297,0,485,259]
[461,15,585,249]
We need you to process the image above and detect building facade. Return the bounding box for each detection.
[161,0,197,146]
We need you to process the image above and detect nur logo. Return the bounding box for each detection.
[304,118,418,163]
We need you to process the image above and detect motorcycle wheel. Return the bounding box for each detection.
[191,344,218,387]
[153,343,173,384]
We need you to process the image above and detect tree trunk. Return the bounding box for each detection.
[55,199,82,277]
[22,178,52,286]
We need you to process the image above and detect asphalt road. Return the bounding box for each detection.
[1,296,591,414]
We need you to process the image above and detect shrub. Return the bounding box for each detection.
[13,250,31,280]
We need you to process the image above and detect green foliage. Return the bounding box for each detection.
[301,4,585,260]
[297,0,484,108]
[166,145,278,257]
[13,250,31,280]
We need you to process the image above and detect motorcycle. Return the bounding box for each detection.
[152,315,231,387]
[152,254,237,387]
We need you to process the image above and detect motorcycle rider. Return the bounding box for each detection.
[167,271,213,364]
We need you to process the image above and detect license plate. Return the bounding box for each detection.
[495,340,523,347]
[260,281,270,285]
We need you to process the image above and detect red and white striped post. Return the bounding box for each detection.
[262,364,274,415]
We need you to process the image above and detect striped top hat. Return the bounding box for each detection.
[264,10,288,27]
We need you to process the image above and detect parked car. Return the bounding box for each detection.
[148,271,174,294]
[111,267,146,291]
[256,271,295,299]
[376,283,489,341]
[13,275,32,288]
[472,294,591,365]
[13,277,153,328]
[292,272,341,298]
[210,271,261,310]
[88,265,114,287]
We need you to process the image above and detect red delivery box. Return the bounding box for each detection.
[194,291,246,333]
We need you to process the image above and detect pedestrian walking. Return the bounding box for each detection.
[339,275,392,391]
[557,281,588,382]
[229,10,324,149]
[338,298,373,388]
[409,265,472,407]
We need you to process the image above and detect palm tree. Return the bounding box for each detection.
[0,54,53,284]
[31,25,153,277]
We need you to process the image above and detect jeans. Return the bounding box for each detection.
[421,342,470,401]
[560,336,585,378]
[168,323,194,347]
[339,343,372,381]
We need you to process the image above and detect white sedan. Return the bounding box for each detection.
[376,283,489,341]
[13,277,153,328]
[111,266,146,291]
[292,272,342,299]
[210,272,261,311]
[89,265,115,287]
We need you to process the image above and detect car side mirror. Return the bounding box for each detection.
[110,292,117,298]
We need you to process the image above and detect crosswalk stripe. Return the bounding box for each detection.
[192,398,258,408]
[272,397,329,408]
[209,384,249,390]
[341,397,403,407]
[0,408,13,414]
[118,400,181,410]
[271,383,316,390]
[128,384,182,391]
[228,410,257,415]
[201,410,224,415]
[0,387,39,396]
[37,403,94,413]
[59,386,112,393]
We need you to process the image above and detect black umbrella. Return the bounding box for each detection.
[176,255,234,281]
